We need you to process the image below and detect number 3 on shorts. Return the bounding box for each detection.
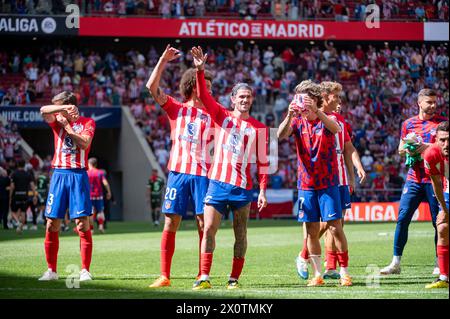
[48,194,54,206]
[165,188,177,201]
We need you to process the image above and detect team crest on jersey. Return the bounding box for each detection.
[72,123,84,133]
[64,136,74,148]
[164,200,172,210]
[187,122,197,136]
[230,133,240,146]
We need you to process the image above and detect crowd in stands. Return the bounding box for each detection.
[0,39,448,202]
[1,0,448,21]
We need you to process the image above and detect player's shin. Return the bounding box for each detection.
[79,229,93,271]
[160,230,176,279]
[44,230,59,272]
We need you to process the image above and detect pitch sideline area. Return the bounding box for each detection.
[0,220,447,299]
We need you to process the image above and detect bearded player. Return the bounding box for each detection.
[146,45,214,288]
[191,46,268,290]
[423,121,449,289]
[38,91,95,282]
[381,89,446,275]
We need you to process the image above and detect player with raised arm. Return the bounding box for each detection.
[87,157,112,234]
[278,80,351,287]
[380,89,446,275]
[191,46,268,290]
[38,91,96,282]
[296,82,366,282]
[423,121,449,289]
[146,45,215,288]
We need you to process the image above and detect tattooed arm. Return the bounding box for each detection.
[146,44,181,106]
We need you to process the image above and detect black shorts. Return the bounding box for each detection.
[151,198,162,210]
[11,195,28,212]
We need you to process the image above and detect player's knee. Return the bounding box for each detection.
[76,219,89,232]
[437,223,449,237]
[46,219,59,232]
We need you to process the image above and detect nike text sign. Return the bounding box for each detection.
[0,106,121,128]
[78,18,447,41]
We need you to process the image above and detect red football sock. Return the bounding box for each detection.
[79,230,93,271]
[197,230,203,278]
[44,231,59,272]
[437,245,449,277]
[326,251,338,270]
[336,251,349,268]
[160,230,176,279]
[300,239,309,259]
[230,257,245,280]
[200,253,213,277]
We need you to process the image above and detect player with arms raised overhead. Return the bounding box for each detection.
[380,89,446,275]
[38,91,96,282]
[278,80,350,287]
[146,45,214,288]
[423,121,449,289]
[191,46,269,290]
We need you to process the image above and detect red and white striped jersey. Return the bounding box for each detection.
[162,96,213,177]
[49,116,95,169]
[197,70,269,190]
[331,112,351,186]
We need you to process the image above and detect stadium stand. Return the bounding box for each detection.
[0,40,448,203]
[1,0,448,21]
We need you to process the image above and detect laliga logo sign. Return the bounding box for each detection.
[41,17,57,34]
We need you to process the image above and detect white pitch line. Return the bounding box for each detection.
[0,287,446,296]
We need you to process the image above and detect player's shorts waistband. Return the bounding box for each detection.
[52,168,87,174]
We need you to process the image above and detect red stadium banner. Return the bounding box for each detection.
[78,18,437,41]
[344,202,432,222]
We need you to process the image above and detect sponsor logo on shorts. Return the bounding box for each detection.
[76,210,85,215]
[204,196,212,203]
[298,212,304,219]
[328,213,337,218]
[46,206,51,214]
[164,200,172,210]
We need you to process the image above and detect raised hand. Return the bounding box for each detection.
[161,44,182,63]
[303,95,318,113]
[191,46,208,70]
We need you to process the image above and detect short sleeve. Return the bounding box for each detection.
[400,121,407,139]
[82,119,96,138]
[161,96,182,119]
[423,146,441,176]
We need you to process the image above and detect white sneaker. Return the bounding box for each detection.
[380,263,401,275]
[79,269,93,282]
[432,267,441,275]
[31,225,38,231]
[22,224,28,230]
[295,256,309,280]
[38,269,58,281]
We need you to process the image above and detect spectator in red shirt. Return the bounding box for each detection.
[29,152,40,171]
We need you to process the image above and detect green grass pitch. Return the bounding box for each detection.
[0,220,448,299]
